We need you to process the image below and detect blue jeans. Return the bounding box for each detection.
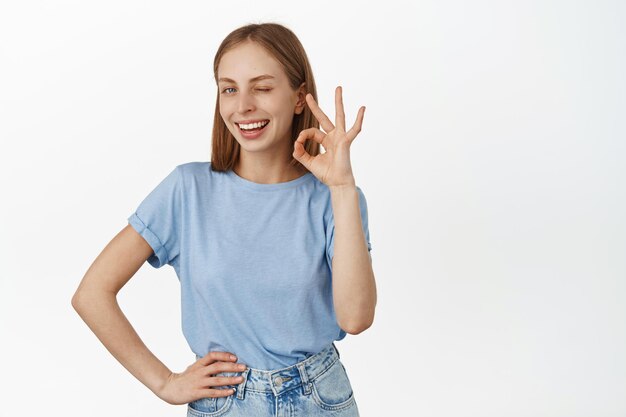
[188,343,359,416]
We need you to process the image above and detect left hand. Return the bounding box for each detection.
[292,86,365,188]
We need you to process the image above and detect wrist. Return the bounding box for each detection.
[329,182,357,193]
[153,370,175,400]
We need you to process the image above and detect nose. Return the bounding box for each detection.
[236,90,256,114]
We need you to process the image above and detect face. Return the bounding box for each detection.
[217,41,305,156]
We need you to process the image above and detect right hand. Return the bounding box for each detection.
[157,351,248,405]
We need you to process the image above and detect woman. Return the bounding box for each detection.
[72,22,376,416]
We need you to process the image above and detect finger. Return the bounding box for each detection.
[305,93,335,133]
[296,128,326,145]
[335,86,345,132]
[207,375,245,387]
[198,388,236,398]
[293,128,327,170]
[293,133,314,170]
[198,351,237,366]
[346,106,365,142]
[206,362,247,375]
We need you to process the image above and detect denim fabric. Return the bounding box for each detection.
[187,343,359,416]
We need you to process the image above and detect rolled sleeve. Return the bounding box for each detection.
[127,166,182,268]
[128,212,170,268]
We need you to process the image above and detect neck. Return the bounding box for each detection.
[234,154,308,184]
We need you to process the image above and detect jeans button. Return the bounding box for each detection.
[274,376,283,387]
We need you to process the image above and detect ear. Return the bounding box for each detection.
[294,82,307,115]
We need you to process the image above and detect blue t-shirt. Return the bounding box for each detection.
[127,161,372,370]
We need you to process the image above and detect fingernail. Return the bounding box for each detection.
[230,355,237,360]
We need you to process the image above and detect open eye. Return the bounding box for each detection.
[222,87,236,94]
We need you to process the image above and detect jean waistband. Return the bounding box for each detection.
[195,343,341,398]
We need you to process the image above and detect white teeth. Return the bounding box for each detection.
[239,120,269,130]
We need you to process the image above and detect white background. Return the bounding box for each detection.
[1,0,625,416]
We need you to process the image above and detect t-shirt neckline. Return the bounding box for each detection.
[226,168,314,191]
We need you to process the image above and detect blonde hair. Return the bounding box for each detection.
[210,23,321,172]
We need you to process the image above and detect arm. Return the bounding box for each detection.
[72,225,246,404]
[329,184,377,335]
[291,85,376,335]
[72,225,248,404]
[71,225,173,397]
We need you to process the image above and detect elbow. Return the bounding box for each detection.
[71,281,117,313]
[338,297,377,335]
[341,321,372,335]
[71,288,97,314]
[71,291,84,313]
[339,315,375,335]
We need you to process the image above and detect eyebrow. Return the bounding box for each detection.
[217,74,276,84]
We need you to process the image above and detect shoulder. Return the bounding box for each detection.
[174,161,210,176]
[172,161,223,184]
[306,175,333,205]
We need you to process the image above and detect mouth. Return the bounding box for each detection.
[236,119,270,139]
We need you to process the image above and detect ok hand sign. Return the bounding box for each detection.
[292,86,365,188]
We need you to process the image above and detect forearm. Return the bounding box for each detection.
[329,184,377,334]
[72,290,171,396]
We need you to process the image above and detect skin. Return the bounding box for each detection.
[217,40,309,184]
[71,226,244,405]
[71,39,376,407]
[293,88,376,334]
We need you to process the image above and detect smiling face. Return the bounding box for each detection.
[217,41,306,157]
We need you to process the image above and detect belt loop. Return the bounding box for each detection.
[236,368,249,400]
[332,342,340,359]
[296,362,312,395]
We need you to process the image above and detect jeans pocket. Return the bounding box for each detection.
[310,359,356,411]
[187,392,234,417]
